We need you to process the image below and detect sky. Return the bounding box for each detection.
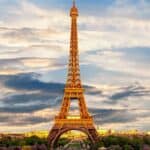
[0,0,150,133]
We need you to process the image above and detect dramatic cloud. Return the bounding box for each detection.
[0,73,149,131]
[0,73,102,113]
[0,0,149,132]
[109,84,150,102]
[0,57,66,75]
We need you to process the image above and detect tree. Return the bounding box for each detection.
[124,144,134,150]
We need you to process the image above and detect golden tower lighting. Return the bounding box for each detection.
[48,1,99,149]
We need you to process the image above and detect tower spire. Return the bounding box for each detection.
[67,0,80,88]
[73,0,75,7]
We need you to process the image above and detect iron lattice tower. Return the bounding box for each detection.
[48,1,99,149]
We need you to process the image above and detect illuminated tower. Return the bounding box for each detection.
[48,1,99,149]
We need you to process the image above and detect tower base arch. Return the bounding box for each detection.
[48,124,99,150]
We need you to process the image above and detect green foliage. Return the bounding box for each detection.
[117,136,130,146]
[143,135,150,145]
[24,136,39,145]
[129,136,143,150]
[102,136,119,146]
[96,135,150,149]
[0,134,150,149]
[107,145,122,150]
[24,136,47,146]
[0,135,47,147]
[57,137,70,146]
[96,140,104,147]
[123,144,134,150]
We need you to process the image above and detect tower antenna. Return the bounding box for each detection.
[73,0,75,7]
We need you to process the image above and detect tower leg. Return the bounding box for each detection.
[48,125,99,150]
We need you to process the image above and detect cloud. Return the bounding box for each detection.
[0,0,149,132]
[0,27,61,46]
[0,73,102,114]
[109,83,150,103]
[0,0,150,54]
[3,73,64,92]
[1,73,101,94]
[90,107,150,131]
[0,103,49,113]
[92,108,137,124]
[84,47,150,79]
[0,0,68,29]
[0,57,66,75]
[0,72,149,131]
[0,112,51,126]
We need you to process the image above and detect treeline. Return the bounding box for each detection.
[0,135,150,149]
[0,136,47,147]
[91,135,150,150]
[0,136,70,149]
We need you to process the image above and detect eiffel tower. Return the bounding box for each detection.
[48,1,99,149]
